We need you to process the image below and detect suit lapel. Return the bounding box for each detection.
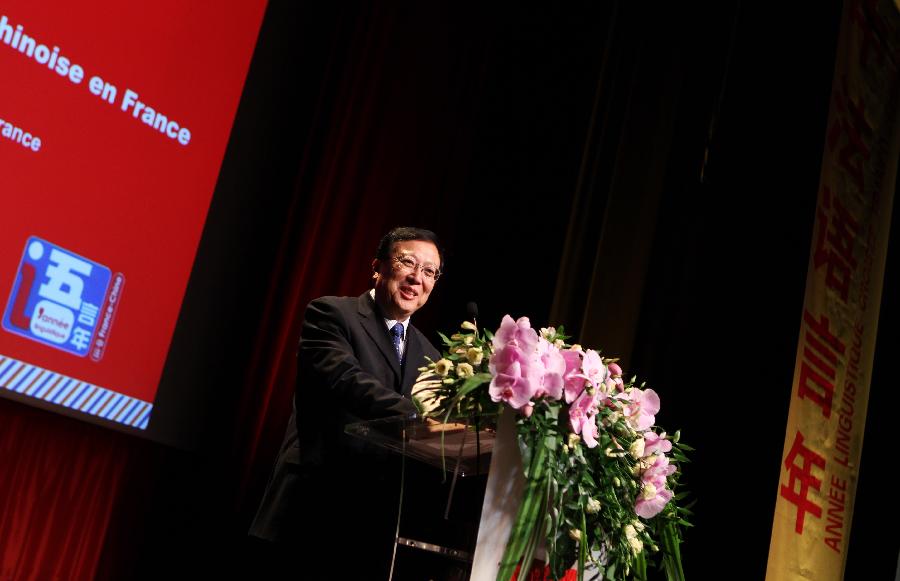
[357,293,402,382]
[401,329,425,396]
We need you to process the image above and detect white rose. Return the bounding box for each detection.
[629,438,645,459]
[641,483,658,500]
[434,359,454,376]
[456,362,474,378]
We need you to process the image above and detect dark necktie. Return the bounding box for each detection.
[390,322,404,363]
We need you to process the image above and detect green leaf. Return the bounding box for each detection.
[440,375,492,426]
[581,472,597,488]
[671,451,690,463]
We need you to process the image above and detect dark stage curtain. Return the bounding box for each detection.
[232,1,609,534]
[230,1,487,519]
[0,400,128,580]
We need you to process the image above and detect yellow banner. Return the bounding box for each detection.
[766,2,900,579]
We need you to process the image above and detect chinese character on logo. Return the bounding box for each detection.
[78,302,100,326]
[2,237,113,358]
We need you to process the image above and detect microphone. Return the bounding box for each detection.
[466,301,478,327]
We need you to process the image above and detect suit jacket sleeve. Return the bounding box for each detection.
[298,297,416,419]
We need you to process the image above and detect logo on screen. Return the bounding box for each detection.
[3,237,112,358]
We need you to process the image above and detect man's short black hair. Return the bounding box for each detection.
[375,226,444,270]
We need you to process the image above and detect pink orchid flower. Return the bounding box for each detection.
[643,431,672,456]
[580,415,600,448]
[561,349,586,403]
[489,315,541,409]
[492,315,539,355]
[580,349,608,389]
[569,390,604,448]
[489,344,539,409]
[535,337,566,401]
[622,388,660,431]
[634,454,676,518]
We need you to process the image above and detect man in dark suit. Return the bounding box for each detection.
[249,226,443,579]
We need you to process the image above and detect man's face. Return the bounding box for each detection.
[372,239,441,320]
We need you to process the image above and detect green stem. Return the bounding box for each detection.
[577,510,586,581]
[496,439,549,581]
[518,485,548,581]
[661,521,685,581]
[634,550,647,581]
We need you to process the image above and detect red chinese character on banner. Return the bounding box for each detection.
[813,186,859,302]
[780,431,825,534]
[826,76,871,194]
[798,309,846,417]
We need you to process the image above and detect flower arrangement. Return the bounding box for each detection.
[413,315,692,581]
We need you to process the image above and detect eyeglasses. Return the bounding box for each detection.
[392,256,442,281]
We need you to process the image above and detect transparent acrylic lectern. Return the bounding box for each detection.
[345,413,496,581]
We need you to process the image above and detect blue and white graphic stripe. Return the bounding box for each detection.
[0,354,152,430]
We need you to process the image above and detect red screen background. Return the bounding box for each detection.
[0,0,267,404]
